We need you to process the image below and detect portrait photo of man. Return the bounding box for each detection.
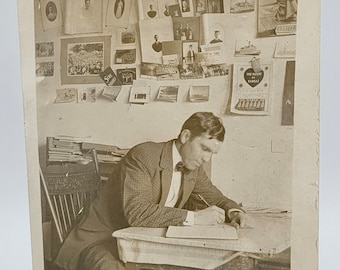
[147,4,157,18]
[210,30,223,44]
[152,34,162,52]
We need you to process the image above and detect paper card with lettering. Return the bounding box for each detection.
[99,66,121,86]
[129,86,151,104]
[231,62,272,115]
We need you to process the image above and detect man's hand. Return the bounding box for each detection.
[194,206,225,225]
[229,212,254,229]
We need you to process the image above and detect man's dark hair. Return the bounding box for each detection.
[179,112,225,141]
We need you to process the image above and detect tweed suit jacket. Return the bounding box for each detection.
[55,139,242,270]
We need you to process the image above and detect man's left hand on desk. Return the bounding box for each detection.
[230,212,254,229]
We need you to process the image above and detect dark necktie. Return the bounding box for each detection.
[175,161,184,172]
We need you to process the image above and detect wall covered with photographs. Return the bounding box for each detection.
[34,0,297,209]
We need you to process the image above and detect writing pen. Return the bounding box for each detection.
[197,194,210,207]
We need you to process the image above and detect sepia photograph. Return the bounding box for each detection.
[16,1,320,270]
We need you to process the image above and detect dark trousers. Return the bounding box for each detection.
[78,239,125,270]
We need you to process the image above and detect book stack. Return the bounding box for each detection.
[47,136,91,164]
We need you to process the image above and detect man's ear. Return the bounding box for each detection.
[179,129,191,144]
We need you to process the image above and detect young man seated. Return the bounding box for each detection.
[54,111,253,270]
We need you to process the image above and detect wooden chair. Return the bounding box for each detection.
[40,149,101,254]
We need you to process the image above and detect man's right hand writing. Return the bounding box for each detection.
[194,206,225,225]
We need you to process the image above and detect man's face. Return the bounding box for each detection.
[180,131,222,170]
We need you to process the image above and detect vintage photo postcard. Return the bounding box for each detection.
[17,0,320,269]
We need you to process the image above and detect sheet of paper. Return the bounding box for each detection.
[166,224,238,240]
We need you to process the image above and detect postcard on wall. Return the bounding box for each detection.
[101,85,122,101]
[157,0,177,18]
[206,0,224,13]
[117,68,136,85]
[36,61,54,77]
[105,0,132,28]
[78,87,97,103]
[168,3,182,17]
[235,39,261,57]
[139,17,174,64]
[129,86,151,104]
[115,49,136,64]
[162,41,183,64]
[40,0,63,31]
[173,16,200,41]
[189,85,209,102]
[231,62,272,115]
[121,30,136,45]
[64,0,103,34]
[257,0,297,37]
[230,0,255,14]
[200,43,226,64]
[193,0,207,16]
[179,0,194,17]
[99,66,121,86]
[55,88,77,103]
[156,85,179,102]
[35,42,54,58]
[274,39,296,58]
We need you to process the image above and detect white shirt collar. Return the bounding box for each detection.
[172,141,182,171]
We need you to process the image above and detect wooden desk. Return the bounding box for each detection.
[113,215,291,270]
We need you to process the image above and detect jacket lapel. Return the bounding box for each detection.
[177,170,197,209]
[159,140,174,206]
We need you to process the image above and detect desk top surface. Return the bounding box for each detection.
[113,214,291,255]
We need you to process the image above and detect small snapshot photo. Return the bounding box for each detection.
[168,4,182,17]
[156,85,179,102]
[230,0,255,13]
[35,42,54,57]
[45,1,58,22]
[209,28,224,44]
[207,0,224,13]
[141,0,159,19]
[194,0,207,16]
[158,0,178,17]
[173,17,200,41]
[36,61,54,77]
[115,49,136,64]
[121,31,136,44]
[179,0,194,17]
[182,41,199,64]
[55,88,77,103]
[117,68,137,85]
[78,87,96,103]
[189,85,210,102]
[101,85,122,101]
[113,0,125,19]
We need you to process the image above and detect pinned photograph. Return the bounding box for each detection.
[207,0,224,13]
[55,88,77,103]
[117,68,137,85]
[235,39,261,56]
[182,41,198,64]
[105,0,132,29]
[258,0,297,37]
[129,86,151,104]
[156,86,179,102]
[60,36,111,84]
[179,0,194,17]
[35,42,54,58]
[230,0,255,13]
[173,16,200,41]
[121,30,136,44]
[158,0,178,17]
[40,0,63,30]
[189,85,210,102]
[64,0,103,34]
[101,85,122,101]
[168,4,182,17]
[139,17,174,64]
[115,49,136,64]
[78,87,96,103]
[36,61,54,77]
[194,0,207,16]
[139,0,159,19]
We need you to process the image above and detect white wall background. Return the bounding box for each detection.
[35,0,294,210]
